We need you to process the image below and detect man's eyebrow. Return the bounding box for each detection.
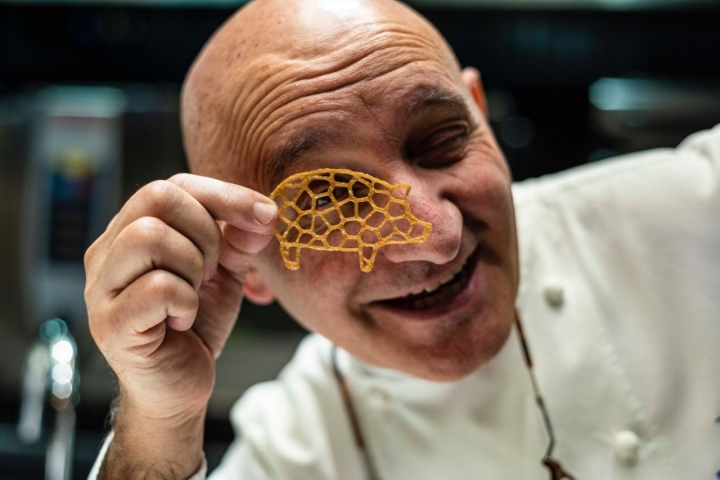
[266,126,344,188]
[400,85,470,121]
[265,86,470,187]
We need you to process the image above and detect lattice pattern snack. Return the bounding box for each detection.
[270,168,432,272]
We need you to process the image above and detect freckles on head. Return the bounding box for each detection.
[214,31,452,189]
[182,0,464,190]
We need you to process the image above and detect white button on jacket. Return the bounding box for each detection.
[542,277,565,308]
[613,430,640,466]
[89,125,720,480]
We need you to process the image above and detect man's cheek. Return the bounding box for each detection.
[456,161,513,221]
[285,251,357,301]
[302,251,356,281]
[465,134,511,181]
[281,255,362,336]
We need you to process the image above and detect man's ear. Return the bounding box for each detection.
[243,267,275,305]
[461,67,488,118]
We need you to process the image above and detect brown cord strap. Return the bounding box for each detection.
[331,314,577,480]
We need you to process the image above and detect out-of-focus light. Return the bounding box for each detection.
[487,90,517,123]
[590,78,642,111]
[52,382,73,400]
[501,115,535,149]
[51,340,73,363]
[589,78,681,112]
[52,363,73,385]
[41,321,61,341]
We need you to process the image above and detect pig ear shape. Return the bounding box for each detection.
[392,184,412,199]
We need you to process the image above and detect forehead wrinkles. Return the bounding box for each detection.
[220,22,456,191]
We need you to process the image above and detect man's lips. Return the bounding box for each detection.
[373,245,482,313]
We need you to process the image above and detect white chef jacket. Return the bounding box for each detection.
[89,124,720,480]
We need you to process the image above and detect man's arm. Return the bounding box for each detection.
[97,399,205,480]
[84,174,278,479]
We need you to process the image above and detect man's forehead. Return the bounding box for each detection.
[264,79,470,188]
[182,0,466,190]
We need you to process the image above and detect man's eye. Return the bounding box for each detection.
[315,196,331,208]
[313,186,350,210]
[416,124,469,167]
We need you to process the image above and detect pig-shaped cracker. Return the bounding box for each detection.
[270,168,432,273]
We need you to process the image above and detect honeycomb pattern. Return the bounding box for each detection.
[270,168,433,272]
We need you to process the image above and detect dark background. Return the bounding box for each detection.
[1,1,719,478]
[3,2,720,178]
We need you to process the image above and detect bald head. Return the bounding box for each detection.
[181,0,463,192]
[180,0,518,383]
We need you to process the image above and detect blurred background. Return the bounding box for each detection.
[1,0,719,478]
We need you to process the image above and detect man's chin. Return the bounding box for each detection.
[363,267,517,381]
[356,307,515,383]
[405,319,513,382]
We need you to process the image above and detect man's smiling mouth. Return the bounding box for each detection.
[376,247,480,312]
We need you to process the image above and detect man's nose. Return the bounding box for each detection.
[377,180,462,266]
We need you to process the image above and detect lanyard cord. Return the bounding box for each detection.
[514,311,577,480]
[331,310,576,480]
[331,346,382,480]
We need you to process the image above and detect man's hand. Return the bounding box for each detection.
[84,174,277,479]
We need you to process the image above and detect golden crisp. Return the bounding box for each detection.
[270,168,432,272]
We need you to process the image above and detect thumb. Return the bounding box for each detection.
[218,221,276,283]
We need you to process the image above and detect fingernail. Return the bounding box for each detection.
[253,202,277,226]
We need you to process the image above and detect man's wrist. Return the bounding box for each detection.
[99,396,206,480]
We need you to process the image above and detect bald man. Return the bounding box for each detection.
[85,0,720,479]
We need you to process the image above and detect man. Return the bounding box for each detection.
[85,0,720,478]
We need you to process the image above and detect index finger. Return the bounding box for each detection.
[168,174,278,232]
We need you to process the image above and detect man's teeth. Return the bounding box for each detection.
[440,271,456,285]
[409,261,466,296]
[425,284,440,293]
